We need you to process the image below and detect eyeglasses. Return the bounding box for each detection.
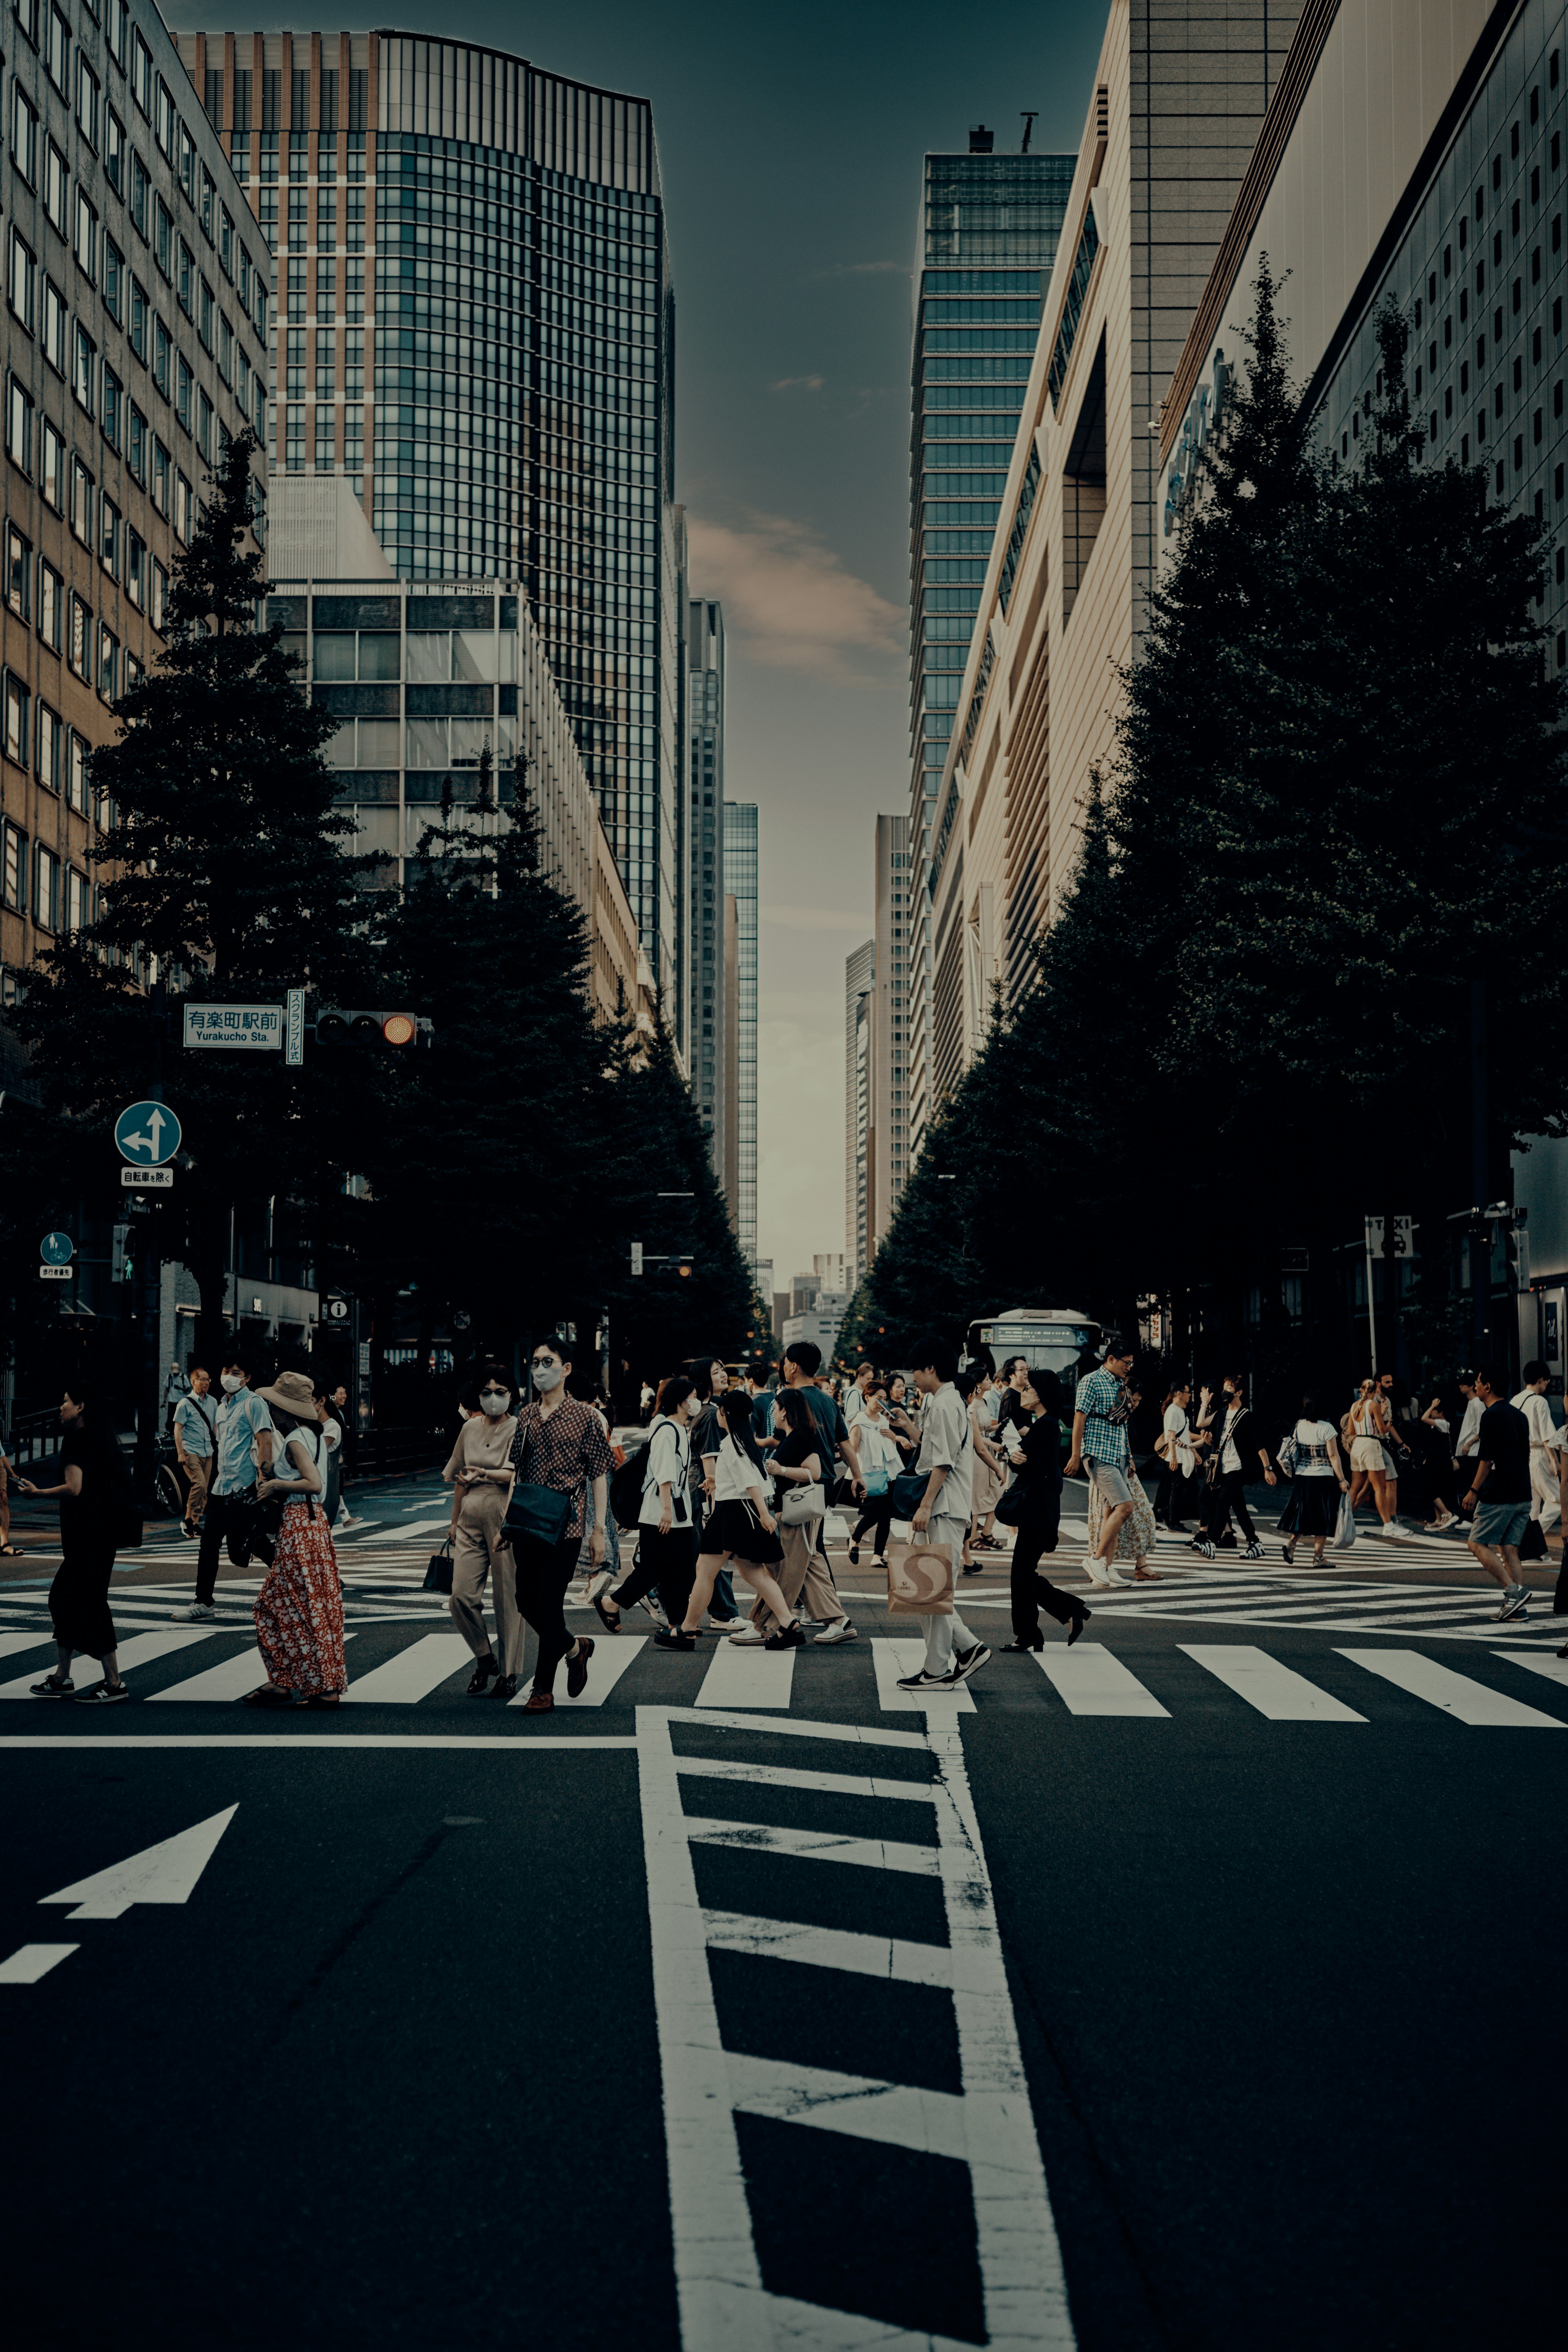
[529,1356,560,1368]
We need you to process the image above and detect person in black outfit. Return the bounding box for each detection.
[1001,1370,1089,1650]
[18,1382,134,1703]
[1194,1375,1278,1559]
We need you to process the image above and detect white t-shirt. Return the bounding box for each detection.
[639,1416,692,1528]
[714,1432,767,1504]
[915,1383,973,1523]
[1457,1396,1483,1455]
[1290,1418,1339,1476]
[1512,1389,1555,1448]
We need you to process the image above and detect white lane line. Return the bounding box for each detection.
[149,1633,360,1704]
[682,1815,942,1877]
[695,1637,795,1710]
[675,1754,937,1804]
[1494,1650,1568,1688]
[0,1943,79,1983]
[530,1633,648,1708]
[340,1633,472,1705]
[0,1628,214,1698]
[1337,1648,1568,1726]
[0,1733,636,1748]
[1179,1645,1367,1722]
[872,1638,976,1715]
[1032,1644,1169,1717]
[667,1706,928,1752]
[724,2051,969,2160]
[700,1909,952,1987]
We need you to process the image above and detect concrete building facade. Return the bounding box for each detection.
[845,935,874,1288]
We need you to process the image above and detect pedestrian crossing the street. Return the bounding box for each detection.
[0,1616,1562,1727]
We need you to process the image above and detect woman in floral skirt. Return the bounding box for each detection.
[243,1370,347,1708]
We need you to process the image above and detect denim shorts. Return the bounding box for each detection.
[1086,1459,1132,1506]
[1472,1499,1530,1550]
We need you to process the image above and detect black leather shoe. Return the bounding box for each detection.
[490,1673,518,1701]
[466,1657,498,1694]
[1002,1637,1044,1652]
[566,1637,594,1698]
[1067,1611,1090,1647]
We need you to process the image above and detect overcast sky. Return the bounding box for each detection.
[174,0,1105,1283]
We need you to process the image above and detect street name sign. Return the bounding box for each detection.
[286,988,305,1066]
[115,1102,182,1165]
[122,1166,174,1189]
[183,1004,282,1050]
[39,1264,73,1280]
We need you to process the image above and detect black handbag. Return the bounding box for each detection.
[423,1538,454,1594]
[994,1480,1027,1527]
[501,1418,573,1547]
[889,1469,929,1520]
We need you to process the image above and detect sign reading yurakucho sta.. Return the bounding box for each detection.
[183,1004,283,1050]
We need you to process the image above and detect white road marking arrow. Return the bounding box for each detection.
[38,1804,238,1920]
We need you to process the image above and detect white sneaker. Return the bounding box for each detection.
[726,1625,765,1645]
[813,1619,858,1643]
[169,1600,216,1621]
[1377,1521,1403,1539]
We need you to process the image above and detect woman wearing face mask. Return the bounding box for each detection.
[443,1364,522,1697]
[655,1389,802,1650]
[594,1376,698,1631]
[999,1369,1089,1651]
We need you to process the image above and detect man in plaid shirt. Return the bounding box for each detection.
[1064,1341,1138,1579]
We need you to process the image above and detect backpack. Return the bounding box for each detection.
[609,1439,652,1527]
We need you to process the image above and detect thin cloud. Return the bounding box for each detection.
[771,374,826,392]
[685,510,903,684]
[762,906,874,932]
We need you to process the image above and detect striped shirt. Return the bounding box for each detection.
[1076,1368,1131,1468]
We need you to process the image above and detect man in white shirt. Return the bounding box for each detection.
[1452,1376,1483,1527]
[1511,1360,1561,1532]
[898,1336,991,1693]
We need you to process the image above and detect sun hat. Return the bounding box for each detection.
[257,1369,319,1415]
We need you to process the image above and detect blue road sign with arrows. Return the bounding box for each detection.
[114,1101,182,1165]
[40,1232,74,1264]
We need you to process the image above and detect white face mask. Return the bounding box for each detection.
[532,1363,564,1394]
[220,1372,245,1394]
[479,1388,510,1417]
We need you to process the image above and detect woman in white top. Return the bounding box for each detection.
[963,1370,1007,1556]
[847,1385,904,1566]
[656,1390,802,1652]
[1277,1393,1350,1566]
[1155,1383,1200,1532]
[595,1376,699,1633]
[1343,1379,1400,1537]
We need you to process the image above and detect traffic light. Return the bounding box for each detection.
[313,1009,432,1047]
[111,1223,131,1283]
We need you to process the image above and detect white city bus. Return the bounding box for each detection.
[966,1309,1104,1396]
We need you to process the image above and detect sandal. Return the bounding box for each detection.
[241,1684,298,1708]
[0,1543,24,1558]
[592,1590,623,1634]
[303,1691,341,1708]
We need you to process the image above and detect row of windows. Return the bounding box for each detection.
[2,609,136,773]
[8,368,196,554]
[1,811,99,934]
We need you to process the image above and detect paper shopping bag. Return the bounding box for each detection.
[886,1543,954,1616]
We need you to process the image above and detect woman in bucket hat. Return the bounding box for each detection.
[243,1369,347,1708]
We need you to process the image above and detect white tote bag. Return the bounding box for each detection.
[1330,1487,1357,1549]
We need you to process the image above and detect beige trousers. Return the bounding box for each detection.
[181,1454,211,1529]
[448,1487,525,1677]
[751,1518,845,1634]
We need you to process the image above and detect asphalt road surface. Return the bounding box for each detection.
[2,1481,1561,2350]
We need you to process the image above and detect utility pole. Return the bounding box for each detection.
[1470,978,1488,1370]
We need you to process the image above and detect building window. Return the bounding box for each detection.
[219,206,234,279]
[44,0,68,91]
[69,454,93,545]
[151,558,168,632]
[151,437,169,514]
[154,74,174,160]
[68,731,89,815]
[40,417,62,510]
[129,149,148,239]
[68,591,89,676]
[4,670,30,766]
[1,822,26,913]
[102,363,121,449]
[38,558,61,650]
[196,388,212,462]
[126,528,145,609]
[6,373,32,472]
[105,106,124,197]
[72,322,94,414]
[34,843,59,930]
[4,521,29,616]
[177,239,194,318]
[44,138,68,235]
[154,197,172,280]
[176,354,192,432]
[35,700,59,791]
[42,277,65,374]
[102,237,124,324]
[131,28,151,117]
[198,275,213,349]
[178,117,195,204]
[9,229,35,329]
[130,277,148,363]
[174,470,192,543]
[153,315,170,398]
[100,496,119,577]
[77,53,99,149]
[98,624,118,702]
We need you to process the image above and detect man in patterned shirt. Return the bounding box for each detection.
[1064,1341,1138,1581]
[500,1333,612,1712]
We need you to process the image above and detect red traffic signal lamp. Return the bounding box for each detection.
[314,1008,431,1047]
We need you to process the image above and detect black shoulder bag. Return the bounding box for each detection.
[501,1413,573,1547]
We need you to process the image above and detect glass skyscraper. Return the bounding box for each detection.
[906,134,1073,1155]
[723,801,758,1270]
[177,29,679,1002]
[687,598,726,1161]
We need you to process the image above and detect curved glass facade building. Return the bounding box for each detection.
[178,28,679,1002]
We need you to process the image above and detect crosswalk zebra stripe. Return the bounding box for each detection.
[1493,1649,1568,1688]
[695,1637,795,1709]
[1180,1645,1368,1721]
[683,1815,943,1877]
[0,1628,212,1698]
[699,1909,953,1987]
[1032,1644,1169,1717]
[539,1634,648,1707]
[148,1634,360,1703]
[725,2050,970,2161]
[340,1633,472,1705]
[871,1638,977,1714]
[1336,1649,1568,1726]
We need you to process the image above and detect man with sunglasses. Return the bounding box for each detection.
[499,1335,612,1712]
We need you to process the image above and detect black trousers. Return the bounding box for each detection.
[1009,1503,1079,1642]
[613,1526,697,1625]
[1202,1471,1257,1545]
[49,1537,117,1656]
[851,1494,893,1553]
[196,1488,271,1604]
[513,1530,582,1693]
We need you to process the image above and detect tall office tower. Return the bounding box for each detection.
[176,29,682,1006]
[906,129,1074,1158]
[871,813,911,1245]
[723,800,758,1267]
[845,939,875,1288]
[1,0,265,1086]
[687,597,726,1158]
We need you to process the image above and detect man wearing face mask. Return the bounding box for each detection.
[443,1365,523,1696]
[500,1334,612,1711]
[171,1356,276,1621]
